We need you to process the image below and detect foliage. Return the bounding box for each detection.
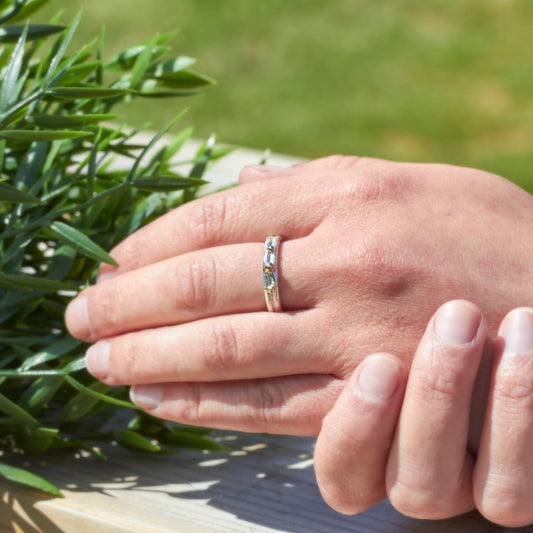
[0,0,229,497]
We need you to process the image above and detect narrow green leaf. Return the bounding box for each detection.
[135,79,201,98]
[0,24,26,113]
[0,130,92,141]
[130,34,158,90]
[14,140,49,191]
[49,222,118,266]
[160,125,192,165]
[29,113,117,128]
[45,13,81,83]
[63,375,137,410]
[105,41,169,71]
[18,376,64,413]
[46,244,76,281]
[0,391,38,425]
[0,462,63,497]
[0,271,75,291]
[0,138,5,171]
[190,133,216,178]
[126,110,186,183]
[0,182,42,204]
[132,176,207,192]
[0,24,64,43]
[115,429,161,453]
[61,356,86,374]
[46,86,129,99]
[21,336,82,371]
[147,57,196,77]
[151,69,216,89]
[55,60,101,86]
[62,380,110,422]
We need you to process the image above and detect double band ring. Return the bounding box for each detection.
[263,235,282,312]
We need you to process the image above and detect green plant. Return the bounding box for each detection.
[0,0,230,497]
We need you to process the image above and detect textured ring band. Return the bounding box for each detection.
[263,235,282,312]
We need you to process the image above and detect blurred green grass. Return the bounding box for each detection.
[43,0,533,189]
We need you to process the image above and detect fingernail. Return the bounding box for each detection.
[501,308,533,353]
[243,164,298,177]
[85,341,111,379]
[434,300,481,345]
[65,296,91,340]
[130,384,163,410]
[357,355,401,401]
[97,271,117,283]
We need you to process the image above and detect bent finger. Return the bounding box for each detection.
[474,308,533,528]
[387,300,485,520]
[129,374,343,436]
[66,239,316,342]
[86,310,332,385]
[314,354,405,515]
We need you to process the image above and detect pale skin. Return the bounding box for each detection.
[315,300,533,527]
[64,155,533,524]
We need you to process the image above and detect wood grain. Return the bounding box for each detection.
[2,431,530,533]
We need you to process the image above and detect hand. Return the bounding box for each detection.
[315,300,533,528]
[64,155,533,438]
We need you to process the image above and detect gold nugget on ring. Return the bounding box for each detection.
[263,235,282,312]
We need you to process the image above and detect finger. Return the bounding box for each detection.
[314,354,405,515]
[97,173,328,280]
[66,240,316,342]
[86,310,331,385]
[387,300,485,520]
[129,374,343,436]
[238,164,300,184]
[474,308,533,528]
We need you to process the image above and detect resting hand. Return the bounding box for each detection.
[315,301,533,528]
[64,156,533,436]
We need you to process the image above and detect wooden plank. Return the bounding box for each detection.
[2,431,531,533]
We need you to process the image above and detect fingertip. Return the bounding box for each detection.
[355,353,404,403]
[499,307,533,353]
[65,296,93,341]
[433,300,483,346]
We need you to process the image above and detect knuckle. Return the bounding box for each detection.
[494,368,533,410]
[201,321,240,373]
[184,195,229,248]
[119,335,146,384]
[93,283,123,333]
[416,367,462,401]
[173,254,216,313]
[251,382,286,433]
[164,384,202,425]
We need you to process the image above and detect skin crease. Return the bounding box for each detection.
[65,156,533,449]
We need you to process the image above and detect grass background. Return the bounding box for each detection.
[42,0,533,190]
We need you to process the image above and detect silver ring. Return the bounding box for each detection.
[263,235,282,312]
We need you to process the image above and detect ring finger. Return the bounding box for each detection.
[66,239,316,342]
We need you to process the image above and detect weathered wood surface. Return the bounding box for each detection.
[2,431,530,533]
